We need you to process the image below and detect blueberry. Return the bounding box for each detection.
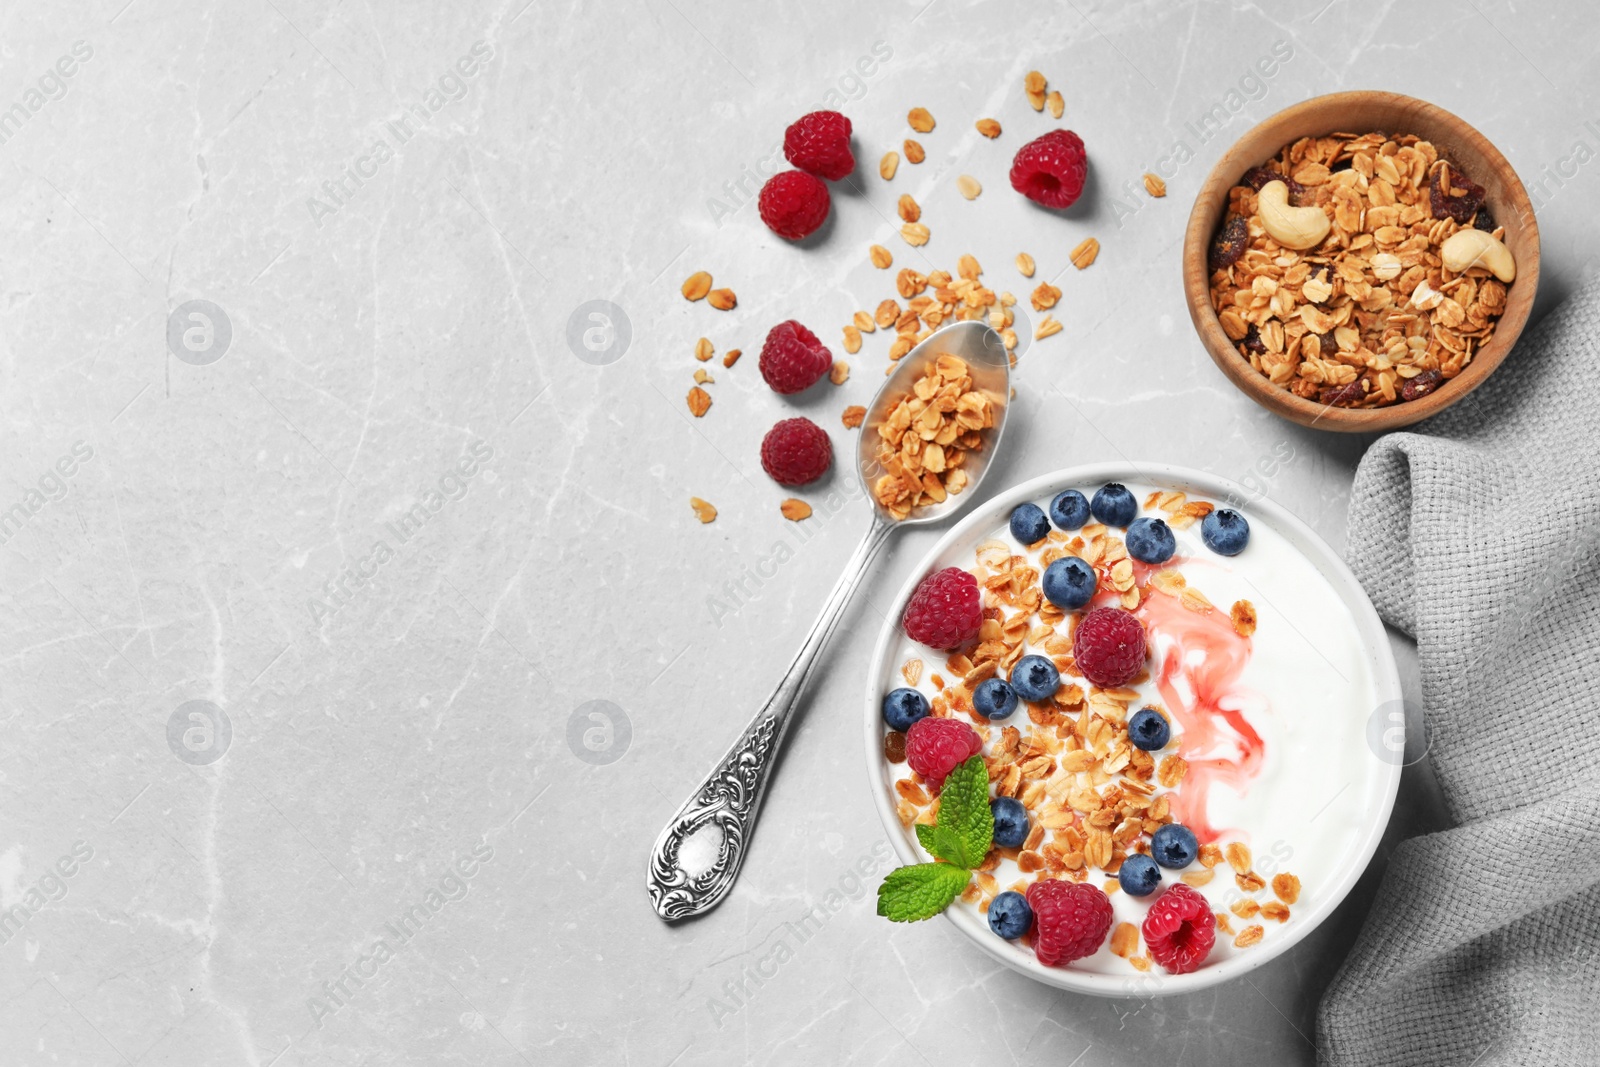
[973,678,1019,721]
[1041,556,1097,610]
[1049,489,1091,530]
[1090,483,1137,527]
[1150,823,1199,869]
[1127,707,1171,751]
[1008,655,1060,703]
[991,797,1029,849]
[1201,508,1250,556]
[1009,502,1051,545]
[1118,853,1162,897]
[987,890,1033,940]
[1125,517,1176,564]
[881,688,929,732]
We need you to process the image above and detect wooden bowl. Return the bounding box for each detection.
[1182,91,1540,432]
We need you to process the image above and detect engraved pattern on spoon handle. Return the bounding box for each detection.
[646,517,895,921]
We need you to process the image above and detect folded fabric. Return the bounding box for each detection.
[1319,274,1600,1065]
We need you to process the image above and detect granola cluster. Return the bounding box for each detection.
[887,492,1299,968]
[870,355,994,520]
[1208,132,1512,408]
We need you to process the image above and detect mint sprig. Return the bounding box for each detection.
[876,755,994,923]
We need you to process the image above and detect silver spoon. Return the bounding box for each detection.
[647,320,1012,921]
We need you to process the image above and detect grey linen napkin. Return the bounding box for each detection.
[1318,276,1600,1065]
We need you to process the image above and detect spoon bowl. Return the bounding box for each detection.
[858,320,1013,526]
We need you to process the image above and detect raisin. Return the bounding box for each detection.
[884,730,907,764]
[1473,206,1497,232]
[1330,157,1354,173]
[1429,163,1486,224]
[1240,165,1279,190]
[1242,164,1310,205]
[1400,369,1443,402]
[1312,331,1337,356]
[1209,215,1248,270]
[1319,380,1368,407]
[1241,324,1267,354]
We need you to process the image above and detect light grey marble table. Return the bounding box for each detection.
[1,1,1592,1063]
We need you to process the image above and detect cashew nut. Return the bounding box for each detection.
[1255,180,1330,251]
[1440,228,1516,283]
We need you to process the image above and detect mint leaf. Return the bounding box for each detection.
[933,755,994,869]
[915,822,965,864]
[875,862,971,922]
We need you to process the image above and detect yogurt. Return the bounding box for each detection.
[880,481,1382,976]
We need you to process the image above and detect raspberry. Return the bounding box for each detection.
[758,170,831,240]
[1009,130,1088,210]
[1072,607,1147,687]
[904,716,983,793]
[1026,880,1113,967]
[784,110,855,181]
[901,567,982,650]
[1141,883,1217,975]
[759,417,832,486]
[759,320,833,395]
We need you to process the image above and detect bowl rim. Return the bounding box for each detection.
[862,462,1403,996]
[1181,89,1541,433]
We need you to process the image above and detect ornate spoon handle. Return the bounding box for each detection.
[646,516,895,921]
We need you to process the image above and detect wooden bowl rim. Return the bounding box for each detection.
[1182,89,1541,432]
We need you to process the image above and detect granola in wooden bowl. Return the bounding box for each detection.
[1181,91,1539,433]
[1207,132,1512,410]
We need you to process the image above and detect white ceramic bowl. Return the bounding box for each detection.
[863,463,1401,996]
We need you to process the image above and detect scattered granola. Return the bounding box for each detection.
[681,271,713,301]
[1207,132,1514,407]
[976,118,1002,139]
[1110,921,1139,958]
[722,348,742,368]
[689,497,717,523]
[880,151,900,180]
[898,194,921,223]
[1046,90,1064,119]
[957,175,982,200]
[694,337,713,362]
[1143,172,1167,198]
[841,405,867,429]
[908,107,936,133]
[830,361,850,385]
[1015,253,1035,278]
[901,222,931,247]
[686,386,711,417]
[904,138,926,164]
[780,498,813,521]
[693,369,713,385]
[1024,70,1046,111]
[1069,237,1100,270]
[707,287,737,311]
[1234,924,1264,948]
[1272,872,1301,904]
[870,244,894,269]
